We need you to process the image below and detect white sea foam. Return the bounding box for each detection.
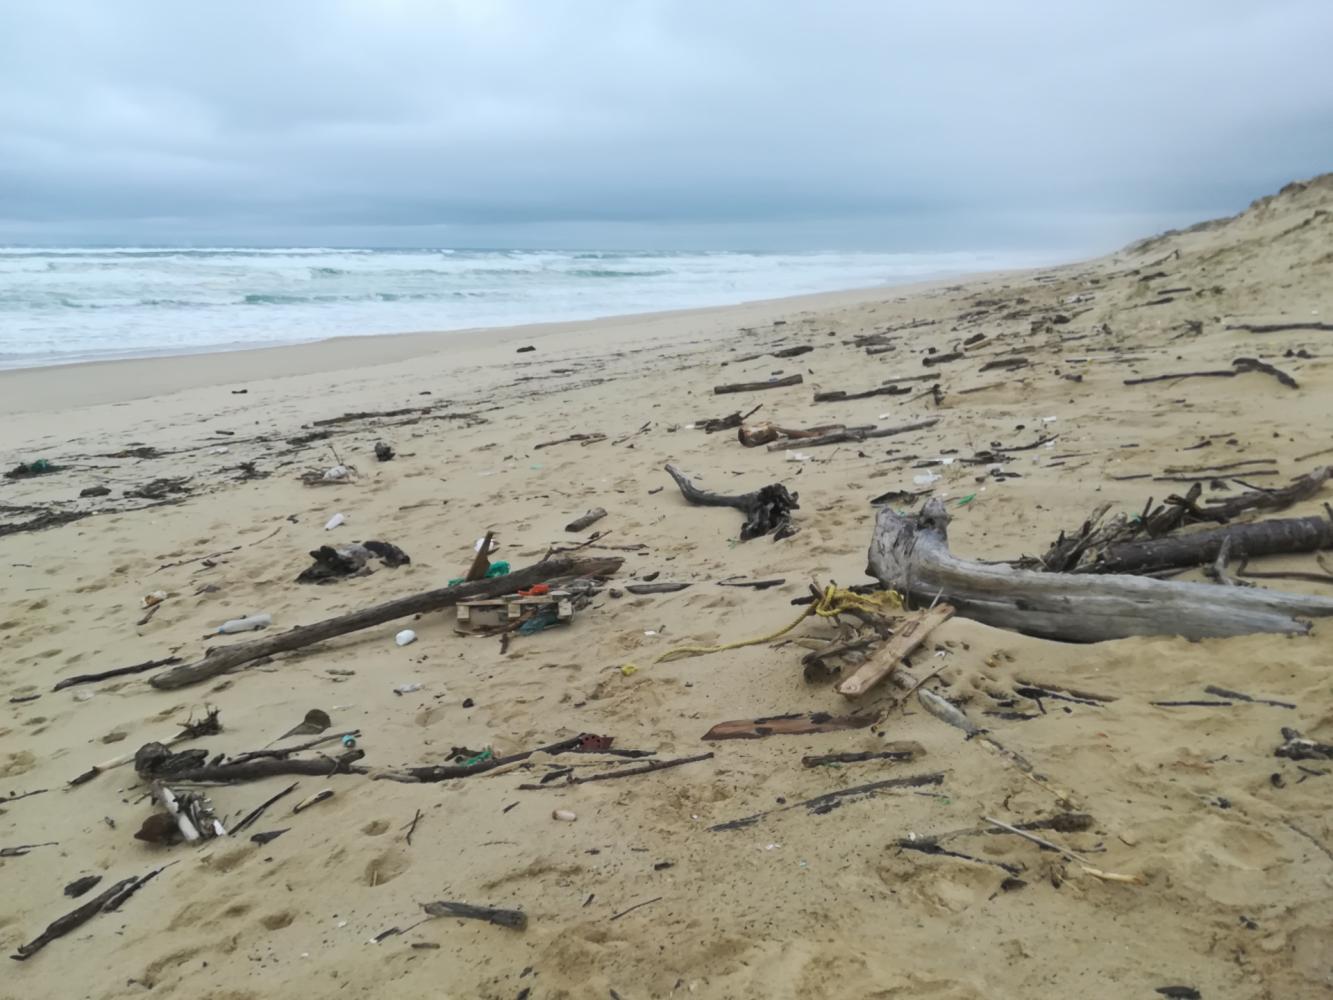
[0,246,1044,368]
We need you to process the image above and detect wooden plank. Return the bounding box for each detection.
[835,603,955,697]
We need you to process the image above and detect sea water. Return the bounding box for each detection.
[0,246,1038,369]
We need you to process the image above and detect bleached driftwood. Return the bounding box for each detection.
[867,499,1333,641]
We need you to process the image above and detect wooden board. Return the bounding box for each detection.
[836,604,955,697]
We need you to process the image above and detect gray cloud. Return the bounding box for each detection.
[1,0,1330,250]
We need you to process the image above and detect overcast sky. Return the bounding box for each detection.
[1,1,1330,251]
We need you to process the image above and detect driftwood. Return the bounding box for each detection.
[517,752,713,789]
[52,656,182,692]
[11,876,140,961]
[149,554,622,689]
[869,499,1333,641]
[761,417,941,451]
[738,422,852,447]
[835,604,954,697]
[423,900,527,930]
[663,464,798,540]
[812,385,911,403]
[701,712,876,740]
[713,374,803,394]
[565,508,607,532]
[1087,514,1333,574]
[710,772,945,832]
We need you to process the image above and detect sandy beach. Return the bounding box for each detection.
[2,174,1332,1000]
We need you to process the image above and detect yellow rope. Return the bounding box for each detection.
[654,585,902,663]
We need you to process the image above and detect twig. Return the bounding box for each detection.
[518,752,712,790]
[610,896,662,921]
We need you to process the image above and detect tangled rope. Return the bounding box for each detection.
[654,585,902,663]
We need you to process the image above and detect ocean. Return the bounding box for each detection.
[0,247,1040,369]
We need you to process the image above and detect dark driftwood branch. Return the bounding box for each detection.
[138,750,367,784]
[710,772,945,832]
[52,656,181,692]
[869,499,1333,641]
[713,374,802,394]
[423,900,527,930]
[517,751,713,789]
[664,463,798,540]
[565,508,607,532]
[1087,514,1333,574]
[149,554,622,689]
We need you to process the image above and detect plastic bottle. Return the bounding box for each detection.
[216,613,272,634]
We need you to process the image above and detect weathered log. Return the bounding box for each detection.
[1087,514,1333,575]
[663,464,798,540]
[763,417,940,451]
[713,374,803,394]
[149,555,623,689]
[812,385,911,403]
[868,499,1333,641]
[565,508,607,532]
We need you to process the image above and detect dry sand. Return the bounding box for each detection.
[2,175,1332,1000]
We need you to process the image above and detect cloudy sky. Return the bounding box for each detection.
[1,1,1330,251]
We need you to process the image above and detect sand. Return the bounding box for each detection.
[2,175,1332,1000]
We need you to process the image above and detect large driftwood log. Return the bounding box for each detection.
[149,555,622,689]
[868,499,1333,641]
[1089,514,1333,574]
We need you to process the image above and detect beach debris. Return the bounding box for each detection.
[835,604,954,698]
[52,655,182,693]
[802,743,925,767]
[148,554,622,690]
[534,432,607,449]
[711,772,945,832]
[713,373,803,394]
[276,709,333,741]
[324,512,346,530]
[10,872,149,961]
[231,782,300,834]
[293,789,335,814]
[565,507,607,532]
[869,497,1333,641]
[0,841,58,858]
[5,458,61,479]
[395,630,418,647]
[70,706,222,786]
[552,809,577,822]
[63,875,102,898]
[215,612,272,635]
[422,900,528,930]
[296,540,411,583]
[625,581,690,594]
[663,463,798,541]
[702,712,877,741]
[374,441,395,461]
[1275,727,1333,761]
[517,752,713,789]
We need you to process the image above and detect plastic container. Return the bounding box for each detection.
[216,613,272,634]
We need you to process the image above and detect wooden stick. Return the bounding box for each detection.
[149,554,622,689]
[422,900,527,930]
[836,604,954,697]
[518,752,712,789]
[713,374,803,394]
[52,656,181,692]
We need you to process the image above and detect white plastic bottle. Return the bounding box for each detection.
[216,613,272,634]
